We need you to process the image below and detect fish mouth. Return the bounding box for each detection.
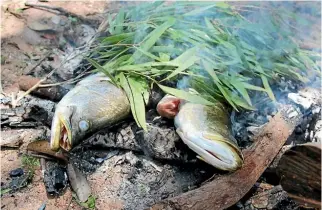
[176,128,243,171]
[50,113,72,151]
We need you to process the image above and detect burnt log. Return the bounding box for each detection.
[150,112,295,210]
[1,96,55,127]
[276,143,321,208]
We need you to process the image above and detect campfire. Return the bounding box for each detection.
[1,1,321,210]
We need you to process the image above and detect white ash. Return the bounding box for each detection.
[232,86,321,148]
[56,24,96,80]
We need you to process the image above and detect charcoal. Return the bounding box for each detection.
[43,165,67,195]
[9,168,24,177]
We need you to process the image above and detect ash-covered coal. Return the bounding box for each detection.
[231,77,321,149]
[77,108,198,164]
[70,148,121,174]
[43,162,68,195]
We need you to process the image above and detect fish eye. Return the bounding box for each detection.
[79,120,90,131]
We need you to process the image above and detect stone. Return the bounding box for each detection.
[9,168,24,177]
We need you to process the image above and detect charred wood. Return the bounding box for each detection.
[1,96,55,127]
[276,143,321,208]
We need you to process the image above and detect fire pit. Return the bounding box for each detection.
[1,1,321,210]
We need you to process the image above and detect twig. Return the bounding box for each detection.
[25,51,52,75]
[6,9,26,21]
[38,71,91,87]
[24,3,96,25]
[11,79,45,108]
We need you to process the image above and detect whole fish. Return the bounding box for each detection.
[50,73,130,151]
[157,95,244,171]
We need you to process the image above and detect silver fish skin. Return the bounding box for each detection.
[50,73,130,151]
[174,100,244,171]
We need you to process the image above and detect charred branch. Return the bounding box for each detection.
[276,143,321,208]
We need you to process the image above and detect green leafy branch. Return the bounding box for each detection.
[87,1,321,130]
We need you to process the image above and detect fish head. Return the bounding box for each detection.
[176,127,244,171]
[174,103,244,171]
[50,105,92,151]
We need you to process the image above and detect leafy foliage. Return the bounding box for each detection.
[73,193,96,209]
[88,1,321,129]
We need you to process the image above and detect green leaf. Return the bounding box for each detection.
[108,13,114,34]
[214,80,238,110]
[261,74,276,101]
[159,53,170,61]
[157,84,213,106]
[101,32,135,44]
[133,47,163,62]
[228,93,256,110]
[119,74,147,131]
[86,58,118,87]
[164,47,200,80]
[164,56,199,80]
[171,47,199,65]
[132,18,175,59]
[0,188,11,196]
[202,60,221,84]
[114,9,125,34]
[243,83,266,92]
[118,73,139,125]
[184,4,216,16]
[230,78,252,106]
[127,77,148,131]
[215,2,230,9]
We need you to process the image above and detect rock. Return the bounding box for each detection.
[0,130,23,148]
[9,168,24,177]
[9,172,32,192]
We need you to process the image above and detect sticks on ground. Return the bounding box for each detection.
[24,3,97,25]
[150,112,294,210]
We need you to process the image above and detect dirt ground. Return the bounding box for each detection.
[0,1,321,210]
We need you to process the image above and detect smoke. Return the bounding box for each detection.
[117,1,321,101]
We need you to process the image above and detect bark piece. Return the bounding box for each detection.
[27,140,68,162]
[67,163,91,202]
[150,112,293,210]
[276,143,321,208]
